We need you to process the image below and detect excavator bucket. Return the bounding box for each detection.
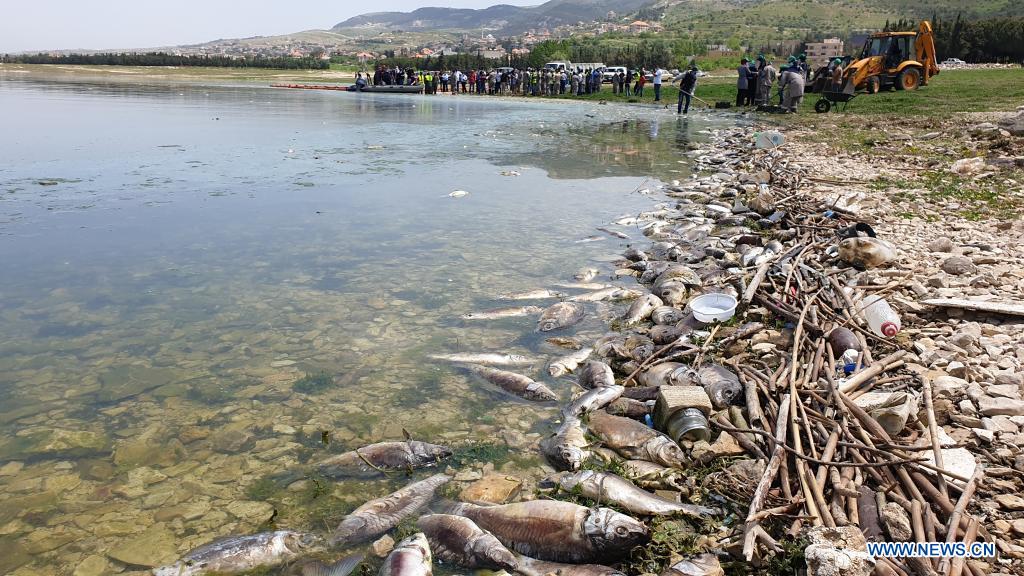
[915,20,940,84]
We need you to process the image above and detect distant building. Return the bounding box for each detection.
[806,38,844,68]
[629,20,651,34]
[356,52,375,63]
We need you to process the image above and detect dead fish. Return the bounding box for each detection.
[546,337,583,350]
[637,363,693,388]
[577,360,615,389]
[651,306,686,326]
[429,353,537,367]
[153,531,322,576]
[448,500,649,564]
[562,385,624,418]
[300,555,364,576]
[605,397,652,420]
[315,441,452,478]
[623,247,648,261]
[447,190,469,198]
[500,170,521,177]
[650,325,690,345]
[653,265,702,288]
[838,237,896,269]
[330,474,450,546]
[575,236,604,243]
[541,417,590,471]
[655,280,688,306]
[557,282,614,291]
[569,287,640,303]
[514,554,626,576]
[622,294,663,325]
[697,364,742,409]
[461,306,543,320]
[545,471,716,517]
[613,215,639,226]
[586,411,686,468]
[574,267,600,282]
[538,302,585,332]
[380,533,432,576]
[466,364,557,402]
[417,514,517,572]
[597,227,630,240]
[500,289,566,301]
[549,347,594,378]
[660,554,725,576]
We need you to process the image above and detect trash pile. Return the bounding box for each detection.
[150,125,1022,576]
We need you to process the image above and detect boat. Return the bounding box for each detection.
[271,83,423,94]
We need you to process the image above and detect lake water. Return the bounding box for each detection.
[0,70,723,574]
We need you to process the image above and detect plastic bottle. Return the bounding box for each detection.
[754,130,786,149]
[862,295,901,337]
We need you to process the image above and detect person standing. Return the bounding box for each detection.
[677,63,698,114]
[634,70,646,97]
[745,61,758,105]
[780,64,805,112]
[830,58,845,93]
[736,58,749,106]
[653,68,663,101]
[756,58,777,105]
[621,70,630,96]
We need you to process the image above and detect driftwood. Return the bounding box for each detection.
[921,297,1024,317]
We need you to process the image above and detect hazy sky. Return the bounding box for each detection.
[1,0,540,52]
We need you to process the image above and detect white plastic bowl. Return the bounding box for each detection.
[690,293,738,323]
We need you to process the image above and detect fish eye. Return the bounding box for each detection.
[615,526,628,536]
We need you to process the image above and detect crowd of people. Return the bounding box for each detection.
[353,54,852,115]
[354,64,705,114]
[735,53,854,113]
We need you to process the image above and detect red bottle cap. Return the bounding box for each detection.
[881,322,898,337]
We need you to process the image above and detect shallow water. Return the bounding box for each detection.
[0,72,726,574]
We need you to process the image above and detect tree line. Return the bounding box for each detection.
[884,15,1024,63]
[1,52,330,69]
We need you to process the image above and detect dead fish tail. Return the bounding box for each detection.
[302,554,365,576]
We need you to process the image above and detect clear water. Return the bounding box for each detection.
[0,71,723,574]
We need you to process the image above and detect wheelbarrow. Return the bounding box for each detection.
[815,81,857,113]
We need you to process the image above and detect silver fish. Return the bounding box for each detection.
[330,474,450,546]
[697,364,742,409]
[597,227,630,240]
[541,417,591,471]
[417,514,518,571]
[429,353,537,367]
[574,267,600,282]
[153,531,321,576]
[577,360,615,389]
[651,306,686,326]
[514,554,626,576]
[549,347,594,378]
[575,236,604,243]
[605,397,652,420]
[315,441,452,479]
[660,554,725,576]
[622,294,663,325]
[379,533,432,576]
[655,280,688,306]
[586,411,686,468]
[300,554,364,576]
[466,364,557,402]
[538,302,585,332]
[557,282,614,291]
[545,471,716,517]
[449,500,648,564]
[568,287,637,303]
[500,289,567,301]
[562,385,624,418]
[653,265,702,288]
[461,306,544,320]
[637,363,693,388]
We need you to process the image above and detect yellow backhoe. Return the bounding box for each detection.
[845,20,940,93]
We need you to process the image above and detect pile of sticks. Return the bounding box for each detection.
[698,190,987,576]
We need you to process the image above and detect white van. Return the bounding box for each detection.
[603,66,627,82]
[544,61,572,72]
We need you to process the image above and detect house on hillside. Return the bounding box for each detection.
[356,52,375,63]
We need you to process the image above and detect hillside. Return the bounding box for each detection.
[332,0,658,35]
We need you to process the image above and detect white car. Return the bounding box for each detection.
[941,58,965,66]
[603,66,627,82]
